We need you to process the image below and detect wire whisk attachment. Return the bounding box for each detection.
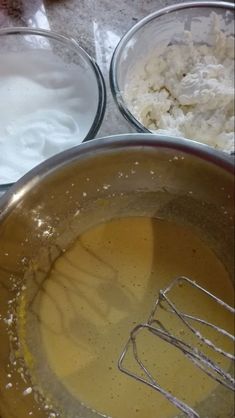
[118,276,235,418]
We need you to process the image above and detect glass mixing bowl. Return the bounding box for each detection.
[110,1,234,151]
[0,27,106,191]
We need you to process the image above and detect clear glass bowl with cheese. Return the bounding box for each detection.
[110,1,234,154]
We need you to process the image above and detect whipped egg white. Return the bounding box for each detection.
[0,49,97,184]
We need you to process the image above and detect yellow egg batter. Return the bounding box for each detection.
[27,217,234,418]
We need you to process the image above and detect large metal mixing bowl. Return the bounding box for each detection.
[0,134,234,418]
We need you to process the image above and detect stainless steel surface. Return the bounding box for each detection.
[0,134,234,417]
[118,276,235,418]
[110,1,234,139]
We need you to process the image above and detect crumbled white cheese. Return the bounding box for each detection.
[124,14,234,152]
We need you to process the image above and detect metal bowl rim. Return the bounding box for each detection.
[0,133,234,219]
